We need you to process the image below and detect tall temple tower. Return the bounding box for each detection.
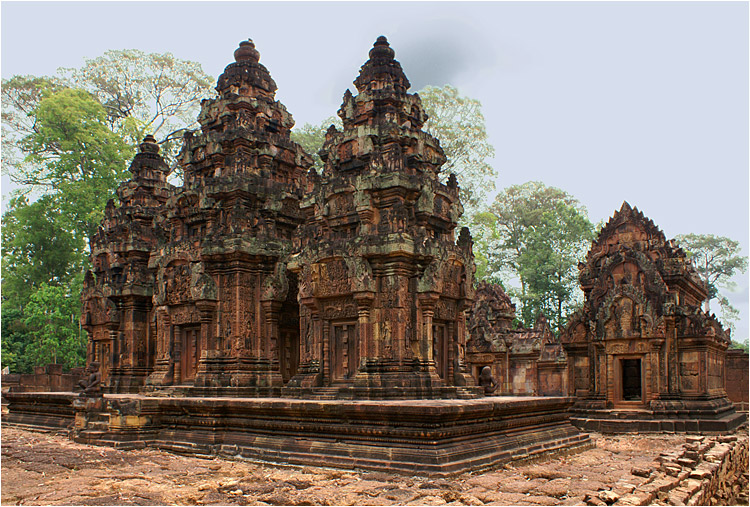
[288,37,478,398]
[83,41,312,393]
[145,40,311,391]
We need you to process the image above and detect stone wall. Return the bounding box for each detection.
[726,349,749,412]
[1,364,84,394]
[590,432,749,505]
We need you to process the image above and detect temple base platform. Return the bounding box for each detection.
[4,392,590,475]
[570,397,747,433]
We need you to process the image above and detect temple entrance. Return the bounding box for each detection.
[432,323,448,379]
[621,358,642,401]
[180,326,200,382]
[331,322,356,382]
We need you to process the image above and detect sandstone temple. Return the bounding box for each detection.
[4,37,744,475]
[81,37,477,399]
[560,203,744,432]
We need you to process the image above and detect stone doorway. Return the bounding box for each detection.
[331,322,356,382]
[621,358,642,401]
[433,323,448,379]
[180,326,200,383]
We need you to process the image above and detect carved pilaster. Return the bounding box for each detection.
[261,300,283,364]
[354,291,375,369]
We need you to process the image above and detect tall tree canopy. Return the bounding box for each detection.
[63,49,213,163]
[418,85,496,221]
[473,181,594,332]
[1,50,212,372]
[675,233,748,333]
[2,50,213,178]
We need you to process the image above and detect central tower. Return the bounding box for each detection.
[288,37,479,398]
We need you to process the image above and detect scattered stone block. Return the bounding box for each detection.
[630,467,652,478]
[598,490,620,505]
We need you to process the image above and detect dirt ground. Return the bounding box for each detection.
[0,426,735,506]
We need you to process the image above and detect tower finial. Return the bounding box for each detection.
[234,39,260,62]
[369,35,395,60]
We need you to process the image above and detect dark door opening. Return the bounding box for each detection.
[432,323,448,379]
[621,358,642,401]
[331,322,356,382]
[180,326,200,382]
[280,329,299,383]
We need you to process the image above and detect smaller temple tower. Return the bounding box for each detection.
[561,202,744,431]
[288,37,478,398]
[81,135,174,391]
[466,281,568,396]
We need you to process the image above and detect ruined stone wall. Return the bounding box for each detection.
[726,349,749,412]
[585,433,748,505]
[1,364,85,393]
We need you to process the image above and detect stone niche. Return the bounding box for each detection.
[466,281,568,396]
[560,202,745,432]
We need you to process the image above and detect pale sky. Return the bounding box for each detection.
[2,1,748,339]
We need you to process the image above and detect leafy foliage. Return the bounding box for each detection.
[419,85,497,222]
[1,306,34,373]
[21,282,86,370]
[2,195,84,306]
[474,181,594,332]
[62,49,213,165]
[290,115,341,172]
[675,233,748,332]
[1,49,211,372]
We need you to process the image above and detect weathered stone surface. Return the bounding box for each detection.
[561,202,745,433]
[467,282,568,396]
[286,36,478,398]
[3,427,746,506]
[81,41,312,394]
[725,349,749,412]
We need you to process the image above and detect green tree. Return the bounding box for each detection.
[291,115,340,172]
[2,50,213,179]
[2,89,131,371]
[1,195,84,306]
[1,306,35,373]
[22,282,86,370]
[15,88,134,238]
[476,181,594,331]
[62,49,213,166]
[1,50,212,372]
[419,85,496,222]
[517,201,594,332]
[675,233,748,331]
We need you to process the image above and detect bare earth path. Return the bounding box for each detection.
[0,426,728,505]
